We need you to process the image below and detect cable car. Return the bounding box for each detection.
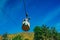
[22,13,30,31]
[22,0,30,31]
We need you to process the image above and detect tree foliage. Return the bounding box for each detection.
[34,25,60,40]
[2,33,8,40]
[25,38,29,40]
[12,35,22,40]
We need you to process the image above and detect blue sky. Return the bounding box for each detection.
[0,0,60,34]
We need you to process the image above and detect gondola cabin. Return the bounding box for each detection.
[22,18,30,31]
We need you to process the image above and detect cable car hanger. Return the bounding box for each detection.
[23,0,28,18]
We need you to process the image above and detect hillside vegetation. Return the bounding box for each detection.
[0,25,60,40]
[0,32,34,40]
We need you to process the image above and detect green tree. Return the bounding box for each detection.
[34,26,43,40]
[57,33,60,40]
[12,35,22,40]
[25,38,29,40]
[50,27,58,40]
[2,33,8,40]
[41,25,50,40]
[34,25,60,40]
